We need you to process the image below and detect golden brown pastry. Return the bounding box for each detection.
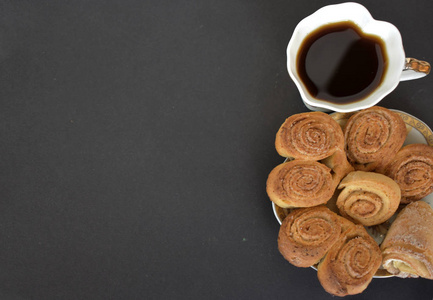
[381,201,433,279]
[266,160,336,208]
[336,171,401,226]
[317,224,382,297]
[320,149,355,184]
[275,112,353,181]
[344,106,407,172]
[278,206,342,268]
[276,111,344,160]
[382,143,433,204]
[337,214,355,233]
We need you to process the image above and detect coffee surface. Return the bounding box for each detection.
[297,21,387,104]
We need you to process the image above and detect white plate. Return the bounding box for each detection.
[272,110,433,278]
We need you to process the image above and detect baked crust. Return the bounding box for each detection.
[276,111,344,160]
[317,224,382,296]
[266,160,336,208]
[275,111,353,181]
[336,171,401,226]
[381,201,433,279]
[278,206,342,267]
[382,143,433,203]
[344,106,407,172]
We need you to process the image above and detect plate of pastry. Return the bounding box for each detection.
[267,106,433,296]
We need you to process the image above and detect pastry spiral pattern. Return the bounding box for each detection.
[381,201,433,279]
[317,224,382,297]
[275,111,345,160]
[336,171,401,226]
[383,143,433,204]
[266,160,336,208]
[278,206,342,268]
[344,106,407,172]
[275,111,353,181]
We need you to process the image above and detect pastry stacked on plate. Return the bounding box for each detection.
[266,106,433,297]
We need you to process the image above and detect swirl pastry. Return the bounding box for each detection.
[278,206,342,267]
[344,106,407,172]
[275,112,353,181]
[382,143,433,204]
[317,224,382,297]
[336,171,401,226]
[276,111,344,160]
[381,201,433,279]
[266,160,336,208]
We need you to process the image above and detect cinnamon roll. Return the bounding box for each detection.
[275,111,353,181]
[336,171,401,226]
[381,201,433,279]
[276,112,344,160]
[317,224,382,296]
[266,160,336,208]
[278,206,342,268]
[382,143,433,204]
[344,106,407,172]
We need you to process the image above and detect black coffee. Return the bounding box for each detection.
[297,21,387,104]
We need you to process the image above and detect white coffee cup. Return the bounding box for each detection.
[287,2,430,112]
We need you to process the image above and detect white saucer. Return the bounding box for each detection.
[271,110,433,278]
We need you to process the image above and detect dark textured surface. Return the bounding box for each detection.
[0,1,432,299]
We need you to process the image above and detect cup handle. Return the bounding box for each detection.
[400,58,431,81]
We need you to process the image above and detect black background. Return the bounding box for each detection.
[0,0,432,299]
